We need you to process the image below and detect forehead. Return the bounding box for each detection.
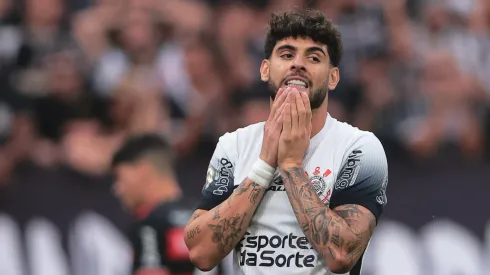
[273,37,328,53]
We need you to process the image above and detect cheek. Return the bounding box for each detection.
[314,70,330,86]
[116,176,139,196]
[269,64,287,83]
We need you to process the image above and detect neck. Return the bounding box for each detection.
[134,179,182,217]
[310,98,329,138]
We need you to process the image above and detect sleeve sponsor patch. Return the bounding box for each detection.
[203,158,234,196]
[166,228,190,261]
[335,150,362,190]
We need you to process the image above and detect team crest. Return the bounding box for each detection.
[310,167,333,204]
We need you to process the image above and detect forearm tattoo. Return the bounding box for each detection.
[207,179,265,254]
[281,167,376,267]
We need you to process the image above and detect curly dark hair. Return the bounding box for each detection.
[264,9,343,67]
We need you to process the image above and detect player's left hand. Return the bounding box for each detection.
[278,89,312,170]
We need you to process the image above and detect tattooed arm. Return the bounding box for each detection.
[184,178,266,271]
[282,167,376,273]
[281,135,388,273]
[185,87,287,271]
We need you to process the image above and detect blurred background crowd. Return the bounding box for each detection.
[0,0,489,274]
[0,0,489,184]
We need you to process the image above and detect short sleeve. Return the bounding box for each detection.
[195,132,238,211]
[330,133,388,223]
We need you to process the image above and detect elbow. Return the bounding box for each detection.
[328,263,352,274]
[326,252,355,274]
[188,247,218,272]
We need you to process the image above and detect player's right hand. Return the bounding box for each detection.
[259,87,289,167]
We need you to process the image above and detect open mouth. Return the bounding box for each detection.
[284,78,309,89]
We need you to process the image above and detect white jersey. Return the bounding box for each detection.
[197,114,388,275]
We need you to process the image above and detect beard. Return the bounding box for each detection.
[268,80,329,110]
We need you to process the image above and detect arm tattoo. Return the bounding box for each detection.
[208,213,247,253]
[206,179,265,254]
[281,167,376,269]
[186,225,201,240]
[234,180,262,204]
[213,204,221,220]
[248,182,261,204]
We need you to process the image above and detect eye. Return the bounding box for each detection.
[308,56,320,63]
[281,53,294,59]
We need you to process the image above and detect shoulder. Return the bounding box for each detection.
[331,119,385,158]
[330,120,388,193]
[218,122,265,146]
[216,122,265,158]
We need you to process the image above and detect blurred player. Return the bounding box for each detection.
[111,134,225,275]
[184,9,388,275]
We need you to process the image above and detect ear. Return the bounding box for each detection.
[328,67,340,91]
[260,59,270,82]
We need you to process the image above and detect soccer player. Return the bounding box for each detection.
[184,9,388,275]
[111,134,225,275]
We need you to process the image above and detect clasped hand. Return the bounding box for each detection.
[259,87,311,170]
[277,88,312,170]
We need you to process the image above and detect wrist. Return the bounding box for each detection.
[248,159,276,188]
[279,161,303,171]
[258,153,276,168]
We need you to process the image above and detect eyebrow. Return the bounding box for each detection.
[276,44,327,56]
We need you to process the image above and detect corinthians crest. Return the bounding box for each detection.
[309,167,333,204]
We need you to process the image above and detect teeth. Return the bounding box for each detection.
[286,79,307,88]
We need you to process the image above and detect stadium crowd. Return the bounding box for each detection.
[0,0,489,185]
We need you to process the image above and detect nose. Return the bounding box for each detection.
[290,56,307,72]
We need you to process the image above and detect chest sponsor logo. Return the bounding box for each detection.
[236,232,316,268]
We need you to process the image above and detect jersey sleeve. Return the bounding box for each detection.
[329,133,388,223]
[195,132,238,211]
